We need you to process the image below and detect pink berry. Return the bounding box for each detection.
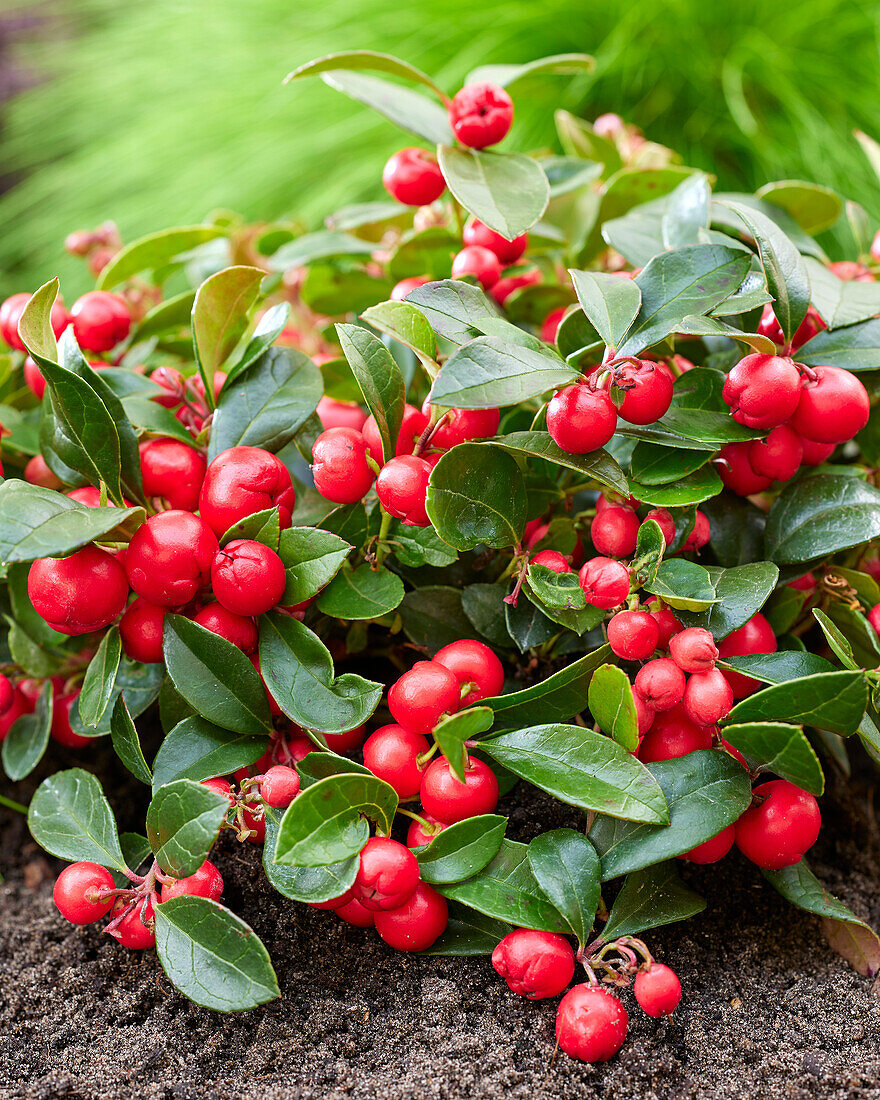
[492,928,575,999]
[634,658,686,712]
[578,557,631,609]
[669,627,718,672]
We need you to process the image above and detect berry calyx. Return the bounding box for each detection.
[28,545,129,634]
[382,148,445,206]
[373,881,448,951]
[125,510,218,607]
[211,538,286,617]
[159,860,224,903]
[192,603,258,652]
[119,598,167,663]
[790,365,870,444]
[634,658,686,712]
[590,505,639,558]
[555,985,629,1063]
[387,660,461,734]
[362,725,429,799]
[375,455,432,526]
[261,765,301,808]
[735,779,821,870]
[198,446,295,537]
[669,627,718,672]
[312,427,376,504]
[139,437,207,512]
[53,862,114,924]
[354,836,420,912]
[607,610,660,661]
[491,928,575,999]
[547,384,618,455]
[634,963,681,1017]
[420,756,499,824]
[448,82,513,149]
[462,219,527,264]
[578,557,631,609]
[433,638,504,706]
[722,354,802,429]
[70,291,131,353]
[451,245,503,289]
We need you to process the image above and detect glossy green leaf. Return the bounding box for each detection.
[480,723,668,823]
[69,657,163,739]
[274,772,397,866]
[321,69,454,145]
[719,651,836,685]
[286,49,446,99]
[482,644,611,727]
[765,475,880,564]
[151,717,267,793]
[426,443,526,551]
[755,180,842,236]
[804,257,880,330]
[146,779,230,878]
[726,671,868,737]
[644,558,720,612]
[721,722,823,794]
[488,431,629,495]
[504,594,557,651]
[433,707,494,780]
[438,146,550,239]
[77,627,121,729]
[296,751,372,788]
[28,768,126,871]
[129,289,197,342]
[192,266,265,403]
[629,464,723,507]
[109,696,152,786]
[262,806,358,903]
[797,317,880,371]
[422,902,512,956]
[315,562,404,620]
[267,229,374,271]
[676,314,776,354]
[154,897,279,1011]
[398,586,478,654]
[602,861,706,939]
[414,814,507,884]
[259,613,383,734]
[677,561,779,640]
[430,337,577,410]
[361,300,438,366]
[467,53,595,87]
[97,225,226,290]
[336,324,405,464]
[528,829,601,947]
[588,663,640,752]
[590,751,752,879]
[224,302,292,385]
[569,269,640,352]
[389,522,458,568]
[404,279,501,345]
[163,615,272,734]
[629,442,711,486]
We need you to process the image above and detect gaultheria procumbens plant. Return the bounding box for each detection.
[2,49,880,1054]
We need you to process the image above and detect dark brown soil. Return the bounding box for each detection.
[3,746,880,1100]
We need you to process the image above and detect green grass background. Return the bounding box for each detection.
[1,0,880,297]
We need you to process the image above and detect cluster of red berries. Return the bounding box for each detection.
[717,327,870,496]
[311,396,499,521]
[492,928,681,1062]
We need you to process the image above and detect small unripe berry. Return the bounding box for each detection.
[53,862,115,924]
[607,610,660,661]
[555,985,628,1063]
[669,627,718,672]
[420,757,499,824]
[634,963,681,1017]
[261,765,301,808]
[735,779,821,870]
[634,658,686,712]
[492,929,575,998]
[448,82,513,148]
[382,148,445,206]
[682,668,733,726]
[312,427,375,504]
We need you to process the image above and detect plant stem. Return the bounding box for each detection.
[0,793,27,814]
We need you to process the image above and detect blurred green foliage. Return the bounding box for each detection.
[1,0,879,297]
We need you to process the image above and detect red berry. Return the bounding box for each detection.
[757,304,826,350]
[309,886,356,911]
[555,985,628,1063]
[722,354,802,429]
[382,148,445,206]
[541,307,567,344]
[24,454,63,490]
[139,438,206,512]
[717,613,776,698]
[530,549,571,574]
[125,510,217,607]
[679,823,736,864]
[638,707,713,762]
[0,675,13,717]
[0,686,33,743]
[373,881,448,951]
[390,276,430,302]
[492,928,575,999]
[1,292,68,351]
[261,765,301,809]
[388,660,461,735]
[363,725,429,799]
[201,776,235,801]
[376,455,432,526]
[634,963,681,1017]
[642,507,675,547]
[24,356,46,399]
[590,505,639,557]
[748,425,803,482]
[462,219,527,264]
[316,396,367,432]
[547,384,618,455]
[70,291,131,353]
[53,862,114,924]
[159,860,223,903]
[651,605,683,648]
[634,658,686,712]
[50,690,91,748]
[420,757,499,824]
[797,434,836,466]
[433,638,504,706]
[607,610,660,661]
[683,510,710,553]
[669,627,718,672]
[735,779,821,870]
[491,267,541,306]
[28,545,129,634]
[311,427,375,504]
[611,360,673,425]
[192,603,258,652]
[421,400,500,449]
[448,82,513,148]
[114,899,156,949]
[578,557,631,609]
[716,442,773,497]
[362,403,429,463]
[211,538,286,617]
[790,365,869,444]
[634,690,655,735]
[324,725,367,753]
[335,897,376,927]
[683,668,733,726]
[354,836,420,912]
[451,245,503,289]
[406,813,447,847]
[119,598,167,663]
[868,604,880,637]
[199,446,295,538]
